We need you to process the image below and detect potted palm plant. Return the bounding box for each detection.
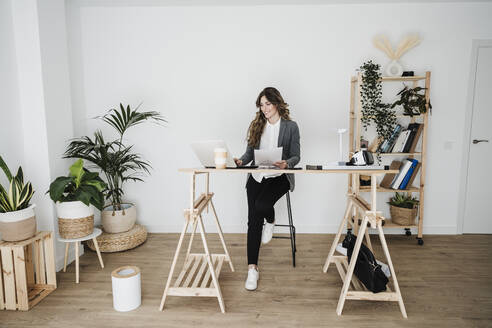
[0,156,36,242]
[49,159,106,239]
[388,192,419,226]
[64,103,165,233]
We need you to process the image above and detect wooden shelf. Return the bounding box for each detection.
[395,114,424,118]
[379,152,421,156]
[349,71,430,242]
[349,152,421,156]
[168,253,226,297]
[359,186,420,193]
[382,219,417,229]
[351,75,427,83]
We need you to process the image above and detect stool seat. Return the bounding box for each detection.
[58,228,104,283]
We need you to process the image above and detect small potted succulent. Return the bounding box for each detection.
[388,192,419,226]
[64,103,165,233]
[0,156,36,242]
[48,159,106,239]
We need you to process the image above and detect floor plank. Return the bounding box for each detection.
[1,233,491,328]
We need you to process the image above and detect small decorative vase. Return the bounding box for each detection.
[385,60,403,77]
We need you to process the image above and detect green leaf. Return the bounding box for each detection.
[48,177,74,202]
[0,156,13,182]
[14,166,24,186]
[73,188,91,207]
[69,159,85,188]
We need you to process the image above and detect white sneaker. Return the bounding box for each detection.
[262,221,275,244]
[245,268,259,291]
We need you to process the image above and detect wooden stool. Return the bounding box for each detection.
[58,228,104,283]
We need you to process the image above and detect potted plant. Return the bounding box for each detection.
[49,159,106,239]
[390,85,432,117]
[387,192,419,226]
[64,103,165,233]
[0,156,36,242]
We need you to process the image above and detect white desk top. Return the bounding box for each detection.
[179,167,398,175]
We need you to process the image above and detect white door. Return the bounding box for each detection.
[463,44,492,233]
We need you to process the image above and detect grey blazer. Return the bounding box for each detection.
[239,118,301,192]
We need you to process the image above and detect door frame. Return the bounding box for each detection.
[457,39,492,234]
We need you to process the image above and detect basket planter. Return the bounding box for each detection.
[390,205,418,226]
[56,201,94,239]
[101,203,137,234]
[0,204,37,242]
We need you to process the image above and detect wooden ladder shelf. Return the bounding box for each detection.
[159,189,235,313]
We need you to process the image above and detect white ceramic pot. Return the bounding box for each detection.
[56,201,94,239]
[0,204,37,242]
[102,203,137,234]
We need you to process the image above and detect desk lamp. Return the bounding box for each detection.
[336,128,347,165]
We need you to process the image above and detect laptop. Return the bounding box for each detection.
[191,140,256,169]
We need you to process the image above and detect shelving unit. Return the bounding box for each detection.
[348,71,431,245]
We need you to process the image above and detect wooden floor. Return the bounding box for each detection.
[2,233,492,328]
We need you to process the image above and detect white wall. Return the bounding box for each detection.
[63,1,490,235]
[0,0,24,175]
[1,0,78,270]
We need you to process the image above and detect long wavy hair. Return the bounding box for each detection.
[247,87,291,147]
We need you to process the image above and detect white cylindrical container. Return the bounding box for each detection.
[111,266,141,312]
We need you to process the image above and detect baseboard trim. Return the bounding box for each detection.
[143,224,458,235]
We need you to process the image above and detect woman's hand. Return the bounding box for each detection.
[234,158,242,167]
[273,160,288,169]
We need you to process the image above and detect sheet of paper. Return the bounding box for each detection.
[254,147,283,168]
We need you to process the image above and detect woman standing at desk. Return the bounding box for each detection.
[234,87,300,291]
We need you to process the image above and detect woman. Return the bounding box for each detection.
[234,87,300,291]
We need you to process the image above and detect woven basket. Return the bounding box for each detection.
[390,205,417,226]
[86,224,147,253]
[58,215,94,239]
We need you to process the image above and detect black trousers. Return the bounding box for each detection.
[246,174,290,265]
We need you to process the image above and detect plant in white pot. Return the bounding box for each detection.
[0,156,36,242]
[49,159,106,239]
[64,103,165,233]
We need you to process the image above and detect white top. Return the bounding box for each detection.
[252,119,282,183]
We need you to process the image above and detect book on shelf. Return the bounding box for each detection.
[399,159,419,189]
[404,162,421,189]
[405,123,424,153]
[380,160,402,189]
[379,124,402,153]
[393,130,410,153]
[390,160,413,189]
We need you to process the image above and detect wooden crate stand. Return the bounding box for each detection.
[0,231,57,311]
